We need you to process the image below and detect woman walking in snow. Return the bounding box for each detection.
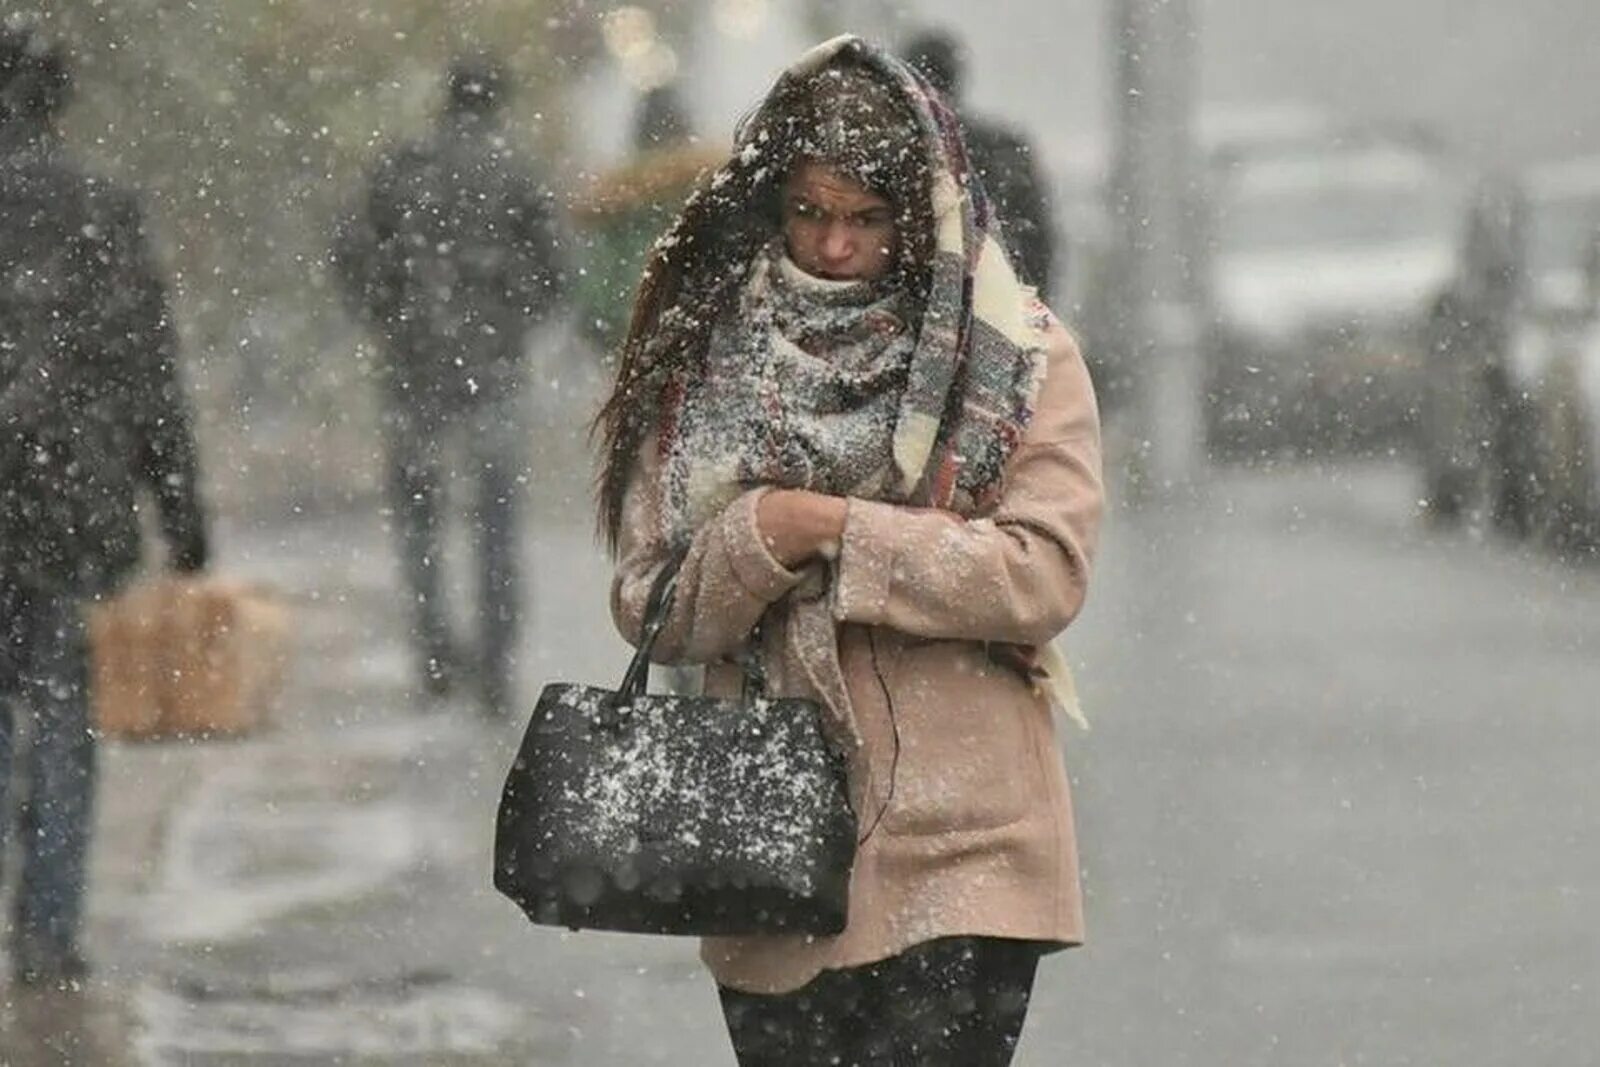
[596,37,1104,1065]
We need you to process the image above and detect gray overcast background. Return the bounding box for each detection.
[630,0,1600,193]
[928,0,1600,165]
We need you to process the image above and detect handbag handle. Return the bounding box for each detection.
[609,544,767,723]
[617,543,690,701]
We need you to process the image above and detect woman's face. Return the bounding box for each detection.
[781,160,898,282]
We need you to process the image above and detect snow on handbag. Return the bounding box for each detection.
[493,548,857,936]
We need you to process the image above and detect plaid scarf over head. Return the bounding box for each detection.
[656,35,1046,547]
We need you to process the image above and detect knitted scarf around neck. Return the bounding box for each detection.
[662,242,918,535]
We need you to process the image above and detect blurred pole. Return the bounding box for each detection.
[1107,0,1205,498]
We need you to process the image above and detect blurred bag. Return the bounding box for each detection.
[493,549,857,936]
[90,576,292,740]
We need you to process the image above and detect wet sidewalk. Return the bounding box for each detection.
[7,423,1600,1064]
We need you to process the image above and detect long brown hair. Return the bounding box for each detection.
[594,55,934,550]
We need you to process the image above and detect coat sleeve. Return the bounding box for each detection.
[831,321,1102,646]
[358,149,417,326]
[507,173,569,313]
[611,441,810,664]
[104,196,210,572]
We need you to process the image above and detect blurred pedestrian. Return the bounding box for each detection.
[1422,182,1530,533]
[904,28,1057,296]
[338,55,565,717]
[571,84,722,356]
[1,28,209,988]
[597,38,1102,1065]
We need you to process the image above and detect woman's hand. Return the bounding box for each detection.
[756,489,848,568]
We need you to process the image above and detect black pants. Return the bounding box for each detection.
[381,390,525,713]
[0,586,96,965]
[719,937,1042,1066]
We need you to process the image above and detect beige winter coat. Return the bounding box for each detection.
[611,314,1103,995]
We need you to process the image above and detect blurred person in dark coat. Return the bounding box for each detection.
[904,29,1056,296]
[0,27,208,987]
[337,55,565,718]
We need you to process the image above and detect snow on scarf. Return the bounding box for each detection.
[657,35,1046,542]
[662,243,919,534]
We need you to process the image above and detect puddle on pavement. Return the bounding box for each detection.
[141,719,479,945]
[134,969,529,1063]
[126,715,530,1062]
[146,791,435,944]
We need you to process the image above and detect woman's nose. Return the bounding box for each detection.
[819,222,853,262]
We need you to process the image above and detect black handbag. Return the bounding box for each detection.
[493,549,858,936]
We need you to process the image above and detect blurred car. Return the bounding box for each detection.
[1517,157,1600,549]
[1524,156,1600,314]
[1064,104,1333,419]
[1200,126,1478,458]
